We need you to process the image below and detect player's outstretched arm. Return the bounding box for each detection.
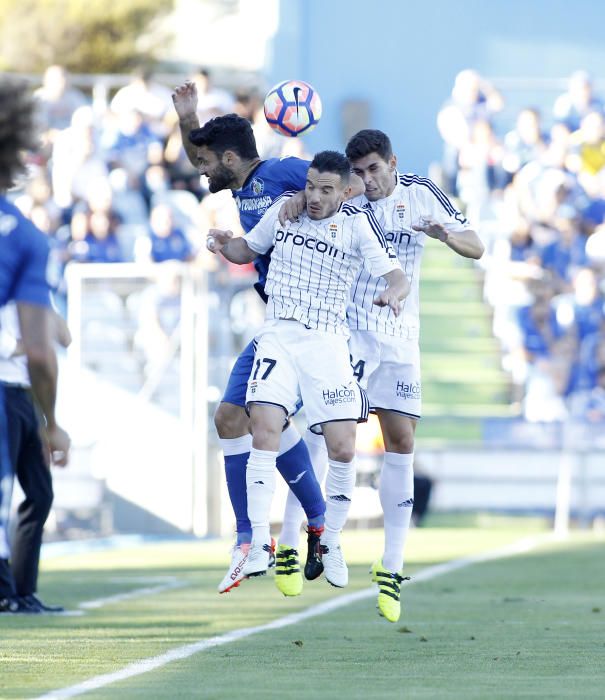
[373,269,409,317]
[206,229,257,264]
[172,81,202,169]
[412,217,484,260]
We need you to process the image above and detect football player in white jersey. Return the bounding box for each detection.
[206,151,408,590]
[279,130,484,620]
[345,129,484,621]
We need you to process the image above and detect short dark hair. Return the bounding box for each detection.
[0,78,38,190]
[309,150,350,184]
[345,129,393,163]
[188,114,259,160]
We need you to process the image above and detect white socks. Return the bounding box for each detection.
[279,427,328,547]
[322,458,356,545]
[379,451,414,572]
[246,448,278,545]
[219,433,252,456]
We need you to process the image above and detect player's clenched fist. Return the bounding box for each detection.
[172,81,198,120]
[206,228,234,253]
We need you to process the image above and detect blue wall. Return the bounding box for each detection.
[266,0,605,174]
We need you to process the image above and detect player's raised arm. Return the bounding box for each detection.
[172,81,202,169]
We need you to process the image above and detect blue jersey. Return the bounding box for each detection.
[232,156,309,301]
[0,196,51,309]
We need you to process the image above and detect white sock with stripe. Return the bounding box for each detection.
[379,451,414,572]
[322,458,356,545]
[246,448,278,546]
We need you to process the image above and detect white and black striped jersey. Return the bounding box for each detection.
[245,199,401,336]
[347,171,472,339]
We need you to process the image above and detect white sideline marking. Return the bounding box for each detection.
[78,578,185,610]
[34,535,548,700]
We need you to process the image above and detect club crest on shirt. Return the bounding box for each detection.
[396,202,406,220]
[327,222,339,239]
[251,177,264,196]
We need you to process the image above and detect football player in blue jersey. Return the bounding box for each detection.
[173,81,330,594]
[0,78,71,613]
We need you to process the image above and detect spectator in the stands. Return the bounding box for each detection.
[553,70,604,132]
[540,206,588,291]
[102,109,161,181]
[137,203,194,263]
[456,118,505,220]
[191,67,235,125]
[34,65,88,144]
[570,365,605,422]
[568,110,605,182]
[437,69,503,194]
[51,106,107,210]
[110,67,172,137]
[502,108,548,180]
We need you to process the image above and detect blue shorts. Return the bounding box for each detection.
[222,339,303,415]
[222,340,255,407]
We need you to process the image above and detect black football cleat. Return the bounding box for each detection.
[1,595,41,614]
[304,526,325,580]
[19,594,64,613]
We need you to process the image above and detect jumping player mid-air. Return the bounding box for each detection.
[346,129,484,621]
[172,82,363,594]
[207,150,408,590]
[280,129,483,620]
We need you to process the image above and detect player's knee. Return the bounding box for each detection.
[214,402,249,438]
[326,440,355,464]
[382,419,416,454]
[249,422,282,451]
[388,434,415,453]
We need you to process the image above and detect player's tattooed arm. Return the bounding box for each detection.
[206,229,257,264]
[172,81,202,169]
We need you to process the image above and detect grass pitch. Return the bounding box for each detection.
[1,519,604,699]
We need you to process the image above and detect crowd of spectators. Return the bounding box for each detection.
[10,64,305,306]
[437,69,605,423]
[7,64,307,377]
[12,64,605,425]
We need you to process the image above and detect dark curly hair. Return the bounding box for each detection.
[188,113,259,160]
[0,78,38,190]
[345,129,393,163]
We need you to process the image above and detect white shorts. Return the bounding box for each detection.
[246,321,369,434]
[348,330,422,419]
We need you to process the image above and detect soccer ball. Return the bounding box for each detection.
[263,79,322,137]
